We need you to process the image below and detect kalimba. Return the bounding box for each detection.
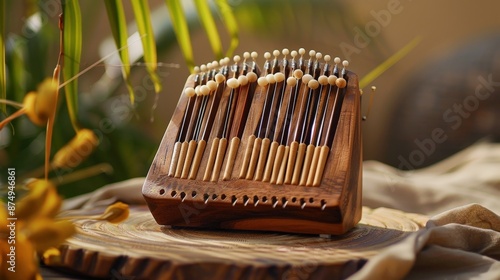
[143,48,362,235]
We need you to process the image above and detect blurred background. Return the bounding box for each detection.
[1,0,500,197]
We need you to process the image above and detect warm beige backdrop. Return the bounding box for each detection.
[157,0,500,164]
[5,0,500,165]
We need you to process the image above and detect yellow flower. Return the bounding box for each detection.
[0,180,74,280]
[16,180,61,220]
[22,92,46,126]
[63,201,130,224]
[100,202,130,224]
[51,129,99,170]
[33,78,58,124]
[0,229,39,280]
[0,78,58,130]
[1,179,131,280]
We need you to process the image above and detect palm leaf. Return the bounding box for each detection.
[62,0,82,132]
[165,0,195,72]
[130,0,161,93]
[104,0,135,103]
[7,37,28,103]
[193,0,223,59]
[360,36,422,89]
[214,0,238,57]
[0,0,6,113]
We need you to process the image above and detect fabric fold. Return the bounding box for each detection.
[350,204,500,279]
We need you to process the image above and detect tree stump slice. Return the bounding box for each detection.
[51,206,427,279]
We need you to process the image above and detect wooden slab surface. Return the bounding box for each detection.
[49,206,427,279]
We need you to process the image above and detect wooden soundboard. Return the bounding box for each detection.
[143,49,362,235]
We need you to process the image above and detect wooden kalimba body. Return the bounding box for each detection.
[143,49,362,235]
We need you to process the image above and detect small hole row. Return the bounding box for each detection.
[160,189,327,210]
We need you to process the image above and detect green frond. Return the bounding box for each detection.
[104,0,135,104]
[193,0,223,60]
[131,0,162,93]
[214,0,238,57]
[360,36,422,89]
[62,0,82,132]
[165,0,195,72]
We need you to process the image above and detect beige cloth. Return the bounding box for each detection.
[350,204,500,279]
[351,141,500,279]
[362,141,500,216]
[63,141,500,279]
